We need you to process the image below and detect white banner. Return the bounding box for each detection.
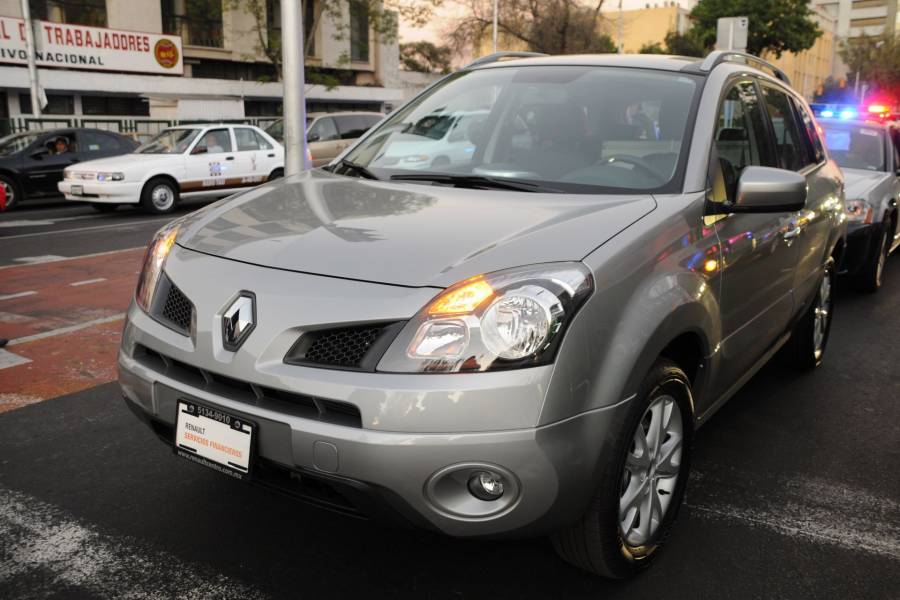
[0,17,183,76]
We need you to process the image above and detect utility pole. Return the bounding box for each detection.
[21,0,42,117]
[280,0,311,176]
[617,0,623,54]
[492,0,498,53]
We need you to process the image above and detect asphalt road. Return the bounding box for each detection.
[0,199,898,599]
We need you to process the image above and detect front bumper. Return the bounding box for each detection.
[58,180,141,203]
[841,223,879,276]
[117,245,632,537]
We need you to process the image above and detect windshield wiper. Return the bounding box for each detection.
[389,173,561,193]
[332,158,380,180]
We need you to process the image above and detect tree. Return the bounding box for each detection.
[228,0,442,83]
[839,34,900,103]
[663,30,707,57]
[639,41,665,54]
[452,0,616,55]
[690,0,821,58]
[400,41,452,73]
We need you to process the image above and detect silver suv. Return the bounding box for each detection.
[119,52,846,578]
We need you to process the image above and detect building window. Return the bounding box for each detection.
[29,0,107,27]
[18,93,74,115]
[244,99,283,117]
[266,0,316,57]
[162,0,224,48]
[191,59,277,81]
[82,95,150,116]
[349,1,369,62]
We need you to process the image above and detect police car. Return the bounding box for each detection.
[58,124,284,213]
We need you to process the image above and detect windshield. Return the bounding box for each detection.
[344,66,701,193]
[137,128,201,154]
[0,132,41,156]
[820,122,885,171]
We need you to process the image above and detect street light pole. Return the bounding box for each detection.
[617,0,623,54]
[492,0,498,53]
[20,0,42,117]
[280,0,310,176]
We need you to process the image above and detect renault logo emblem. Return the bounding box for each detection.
[222,292,256,351]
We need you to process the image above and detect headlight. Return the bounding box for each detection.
[378,263,593,373]
[63,170,74,180]
[96,172,125,182]
[845,199,874,224]
[135,223,180,312]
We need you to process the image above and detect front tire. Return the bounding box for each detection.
[784,258,835,370]
[140,177,178,214]
[551,359,693,578]
[854,226,889,293]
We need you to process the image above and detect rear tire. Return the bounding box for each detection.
[551,359,693,578]
[90,203,119,213]
[0,174,22,211]
[268,168,283,181]
[784,258,834,370]
[854,226,888,293]
[140,177,178,214]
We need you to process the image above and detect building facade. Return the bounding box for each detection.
[767,6,838,98]
[813,0,899,76]
[0,0,405,135]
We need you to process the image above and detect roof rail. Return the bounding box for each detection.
[464,51,548,69]
[699,50,791,85]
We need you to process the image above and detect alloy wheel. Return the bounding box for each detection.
[813,271,832,359]
[875,231,888,288]
[619,394,683,549]
[151,184,174,211]
[1,180,15,208]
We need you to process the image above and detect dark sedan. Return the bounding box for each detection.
[0,128,139,210]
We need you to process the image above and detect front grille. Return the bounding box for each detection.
[159,283,193,334]
[134,345,363,428]
[285,322,404,371]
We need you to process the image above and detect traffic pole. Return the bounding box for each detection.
[20,0,42,117]
[281,0,311,176]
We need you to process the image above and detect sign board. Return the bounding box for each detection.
[0,17,183,75]
[716,17,748,52]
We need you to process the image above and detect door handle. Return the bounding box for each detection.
[267,153,275,158]
[225,156,234,160]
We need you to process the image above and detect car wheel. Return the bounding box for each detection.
[268,168,283,181]
[784,258,835,370]
[90,203,119,213]
[140,177,178,214]
[0,174,22,211]
[551,359,693,578]
[854,226,888,293]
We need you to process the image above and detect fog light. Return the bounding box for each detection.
[467,470,505,501]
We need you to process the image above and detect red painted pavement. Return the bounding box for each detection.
[0,248,145,411]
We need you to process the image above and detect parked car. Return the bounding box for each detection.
[119,52,845,578]
[0,128,138,210]
[368,110,489,170]
[265,111,382,167]
[818,117,900,291]
[59,124,283,213]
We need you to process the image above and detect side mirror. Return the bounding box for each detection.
[710,166,807,214]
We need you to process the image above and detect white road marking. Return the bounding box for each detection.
[0,487,268,600]
[688,472,900,560]
[0,215,103,228]
[13,255,66,264]
[69,278,107,287]
[0,246,145,270]
[0,218,173,241]
[7,313,126,346]
[0,349,31,370]
[0,220,55,228]
[0,291,37,301]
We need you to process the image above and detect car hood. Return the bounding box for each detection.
[841,168,890,199]
[177,170,657,288]
[70,153,178,172]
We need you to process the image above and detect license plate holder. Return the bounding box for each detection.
[174,400,255,480]
[71,184,83,195]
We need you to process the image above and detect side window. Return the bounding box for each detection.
[253,130,273,150]
[761,85,810,171]
[308,117,339,142]
[794,100,826,164]
[80,131,121,154]
[234,128,261,151]
[334,115,369,140]
[889,128,900,172]
[710,81,774,203]
[192,129,233,154]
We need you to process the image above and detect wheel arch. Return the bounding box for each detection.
[141,172,180,194]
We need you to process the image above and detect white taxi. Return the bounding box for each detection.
[58,124,284,213]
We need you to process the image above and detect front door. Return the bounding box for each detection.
[307,116,341,167]
[22,131,79,194]
[183,128,237,194]
[707,79,799,403]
